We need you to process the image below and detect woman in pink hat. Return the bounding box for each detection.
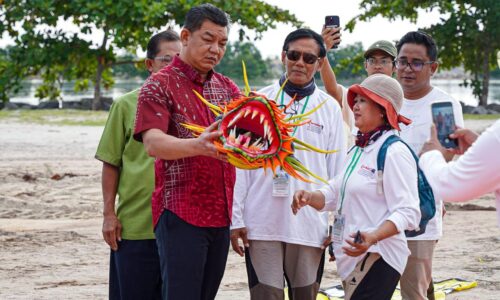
[292,74,421,299]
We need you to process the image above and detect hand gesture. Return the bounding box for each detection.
[342,231,377,257]
[196,120,227,161]
[449,127,478,155]
[419,124,447,157]
[291,190,313,215]
[102,213,122,251]
[230,227,249,257]
[321,26,342,50]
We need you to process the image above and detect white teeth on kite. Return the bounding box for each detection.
[260,114,265,124]
[243,132,252,138]
[243,138,251,148]
[252,137,262,147]
[244,109,251,118]
[269,136,273,144]
[229,128,236,141]
[228,115,240,128]
[265,124,271,139]
[236,134,244,145]
[251,110,258,119]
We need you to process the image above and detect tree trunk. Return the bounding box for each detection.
[479,49,490,107]
[92,60,105,110]
[92,30,109,111]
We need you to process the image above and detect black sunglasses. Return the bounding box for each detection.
[285,50,320,64]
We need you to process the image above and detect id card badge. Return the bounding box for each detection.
[332,214,345,247]
[272,169,290,197]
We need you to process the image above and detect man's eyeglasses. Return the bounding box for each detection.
[366,57,393,67]
[285,50,320,65]
[395,59,434,72]
[152,55,173,64]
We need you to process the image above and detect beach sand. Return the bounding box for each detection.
[0,118,499,299]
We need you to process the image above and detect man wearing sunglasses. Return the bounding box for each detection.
[231,28,345,299]
[396,31,464,300]
[96,29,181,300]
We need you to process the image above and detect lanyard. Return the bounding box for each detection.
[338,146,362,214]
[280,91,310,136]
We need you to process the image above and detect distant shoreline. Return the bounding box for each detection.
[6,78,500,107]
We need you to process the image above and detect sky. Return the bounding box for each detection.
[240,0,441,58]
[0,0,442,59]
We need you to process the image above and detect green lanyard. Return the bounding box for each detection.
[338,146,363,214]
[279,91,310,136]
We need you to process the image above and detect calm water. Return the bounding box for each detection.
[10,78,500,107]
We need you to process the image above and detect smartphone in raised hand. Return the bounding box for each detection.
[431,101,458,149]
[324,15,340,49]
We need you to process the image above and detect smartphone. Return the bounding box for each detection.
[431,101,458,148]
[354,230,362,244]
[324,15,340,49]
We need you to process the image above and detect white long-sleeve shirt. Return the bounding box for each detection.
[399,86,464,240]
[319,130,421,279]
[419,119,500,226]
[231,82,346,247]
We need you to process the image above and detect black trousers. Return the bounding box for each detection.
[109,239,162,300]
[350,255,400,300]
[155,210,230,300]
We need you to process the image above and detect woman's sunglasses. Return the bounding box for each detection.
[285,50,320,65]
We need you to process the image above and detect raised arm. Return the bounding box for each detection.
[320,26,343,105]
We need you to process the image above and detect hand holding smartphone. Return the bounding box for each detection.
[324,15,340,49]
[431,102,458,149]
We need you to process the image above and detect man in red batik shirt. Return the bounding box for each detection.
[133,4,240,300]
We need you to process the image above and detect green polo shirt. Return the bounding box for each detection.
[95,89,155,240]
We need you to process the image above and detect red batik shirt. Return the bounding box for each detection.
[134,56,239,228]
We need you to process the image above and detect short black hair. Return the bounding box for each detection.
[184,3,230,32]
[396,31,438,61]
[282,28,326,58]
[146,30,180,59]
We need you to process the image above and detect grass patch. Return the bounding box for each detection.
[0,109,108,126]
[463,114,500,120]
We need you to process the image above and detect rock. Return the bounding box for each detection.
[470,106,498,115]
[78,97,112,110]
[486,103,500,113]
[61,97,113,110]
[5,102,36,110]
[460,101,475,114]
[62,101,83,109]
[37,101,60,109]
[5,102,19,110]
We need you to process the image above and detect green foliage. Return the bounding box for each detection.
[0,0,302,108]
[0,47,26,103]
[328,42,366,81]
[215,41,271,83]
[348,0,500,106]
[112,55,149,79]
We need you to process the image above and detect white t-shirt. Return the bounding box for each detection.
[231,82,346,248]
[419,119,500,227]
[399,86,464,241]
[319,130,421,279]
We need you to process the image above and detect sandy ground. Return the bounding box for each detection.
[0,118,499,299]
